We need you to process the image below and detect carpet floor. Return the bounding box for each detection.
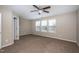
[0,34,79,53]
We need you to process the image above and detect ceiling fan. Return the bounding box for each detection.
[31,5,51,15]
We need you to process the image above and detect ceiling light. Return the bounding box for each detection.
[39,10,42,13]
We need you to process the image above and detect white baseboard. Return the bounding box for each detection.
[32,34,76,43]
[2,42,14,48]
[53,37,76,43]
[20,34,32,36]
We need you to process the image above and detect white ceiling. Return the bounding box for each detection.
[3,5,79,20]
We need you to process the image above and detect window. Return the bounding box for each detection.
[35,19,56,33]
[48,19,56,32]
[35,21,40,31]
[41,20,47,32]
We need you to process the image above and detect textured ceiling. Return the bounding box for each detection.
[3,5,79,20]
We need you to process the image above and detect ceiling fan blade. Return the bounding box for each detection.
[43,6,51,9]
[31,10,38,12]
[43,10,49,13]
[33,5,40,10]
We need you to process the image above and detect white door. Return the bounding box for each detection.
[14,16,19,40]
[0,13,2,48]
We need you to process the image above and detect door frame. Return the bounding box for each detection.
[13,16,19,40]
[0,13,2,49]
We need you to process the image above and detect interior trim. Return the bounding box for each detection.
[2,42,14,49]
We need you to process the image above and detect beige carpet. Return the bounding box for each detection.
[0,34,79,53]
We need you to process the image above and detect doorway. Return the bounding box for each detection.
[13,16,19,40]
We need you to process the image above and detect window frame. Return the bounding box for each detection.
[35,19,56,33]
[41,20,48,32]
[35,20,41,32]
[48,19,56,33]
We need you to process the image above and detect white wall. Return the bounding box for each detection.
[32,12,77,43]
[19,17,32,36]
[0,13,1,48]
[0,7,14,48]
[77,9,79,46]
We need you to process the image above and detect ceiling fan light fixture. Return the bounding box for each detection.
[39,10,42,13]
